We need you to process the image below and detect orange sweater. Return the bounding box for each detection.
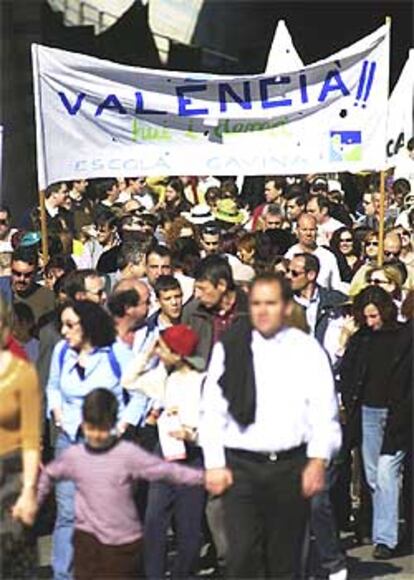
[0,355,41,457]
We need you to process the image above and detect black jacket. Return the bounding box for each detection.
[338,322,412,453]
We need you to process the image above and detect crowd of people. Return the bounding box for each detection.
[0,137,413,580]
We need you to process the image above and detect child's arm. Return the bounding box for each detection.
[37,449,75,506]
[129,444,204,487]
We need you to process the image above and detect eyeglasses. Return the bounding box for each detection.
[340,237,353,243]
[287,269,305,278]
[384,250,400,258]
[12,269,34,279]
[369,278,388,286]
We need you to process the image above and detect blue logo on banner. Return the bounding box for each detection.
[330,130,362,162]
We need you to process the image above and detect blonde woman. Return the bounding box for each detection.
[0,295,41,578]
[366,264,406,318]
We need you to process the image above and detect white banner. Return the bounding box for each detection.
[265,20,304,74]
[32,23,389,188]
[386,49,414,163]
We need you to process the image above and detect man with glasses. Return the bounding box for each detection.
[383,233,414,289]
[286,253,347,365]
[11,247,55,326]
[286,254,348,580]
[63,269,107,306]
[285,214,343,291]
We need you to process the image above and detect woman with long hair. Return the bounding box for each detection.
[365,263,408,319]
[0,295,41,578]
[339,286,411,559]
[163,178,191,220]
[47,300,146,579]
[330,227,363,283]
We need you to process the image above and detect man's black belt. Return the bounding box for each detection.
[226,444,307,463]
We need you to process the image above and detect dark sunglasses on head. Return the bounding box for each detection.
[12,269,34,279]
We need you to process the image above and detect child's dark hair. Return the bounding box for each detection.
[82,389,118,429]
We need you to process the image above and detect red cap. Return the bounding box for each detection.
[161,324,199,358]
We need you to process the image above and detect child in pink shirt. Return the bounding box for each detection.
[36,388,204,580]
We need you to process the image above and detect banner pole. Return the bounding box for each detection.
[377,170,386,267]
[377,16,392,268]
[38,190,49,265]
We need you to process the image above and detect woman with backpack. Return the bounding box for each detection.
[46,300,148,580]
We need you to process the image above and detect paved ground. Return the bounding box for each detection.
[38,532,413,578]
[345,542,413,579]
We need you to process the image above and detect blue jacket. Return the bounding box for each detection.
[47,339,148,440]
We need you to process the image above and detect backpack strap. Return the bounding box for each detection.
[58,342,70,374]
[107,345,122,380]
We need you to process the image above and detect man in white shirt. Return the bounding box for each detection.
[199,273,341,579]
[285,213,343,291]
[306,195,344,246]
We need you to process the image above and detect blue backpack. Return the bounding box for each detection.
[58,342,122,380]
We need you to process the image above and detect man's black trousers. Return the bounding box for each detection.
[223,449,309,579]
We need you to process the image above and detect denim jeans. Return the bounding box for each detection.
[362,406,405,549]
[52,431,76,580]
[308,462,347,575]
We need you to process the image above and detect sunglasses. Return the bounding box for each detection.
[287,269,305,278]
[0,219,9,226]
[384,250,400,258]
[369,278,387,286]
[340,237,353,243]
[12,269,34,279]
[365,241,379,247]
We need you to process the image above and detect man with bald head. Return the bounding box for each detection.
[285,214,343,291]
[114,277,151,325]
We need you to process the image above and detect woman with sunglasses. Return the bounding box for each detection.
[338,286,411,559]
[46,300,147,579]
[349,231,379,297]
[330,227,364,284]
[365,264,406,319]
